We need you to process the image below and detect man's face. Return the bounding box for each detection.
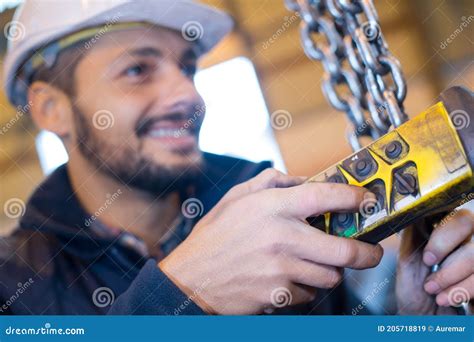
[69,26,206,195]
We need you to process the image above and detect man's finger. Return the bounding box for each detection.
[287,258,344,289]
[435,274,474,307]
[288,224,384,269]
[222,168,306,204]
[424,242,474,294]
[269,182,374,219]
[423,209,474,266]
[272,284,317,308]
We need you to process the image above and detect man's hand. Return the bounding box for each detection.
[396,209,474,315]
[159,169,383,314]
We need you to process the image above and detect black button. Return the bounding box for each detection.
[341,149,378,182]
[385,141,403,159]
[394,173,417,195]
[335,213,354,228]
[355,159,372,177]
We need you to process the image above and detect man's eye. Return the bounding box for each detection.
[182,64,197,78]
[123,64,149,78]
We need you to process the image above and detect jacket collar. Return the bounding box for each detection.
[19,163,118,259]
[18,153,271,260]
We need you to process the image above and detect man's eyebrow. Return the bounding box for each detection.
[121,47,197,60]
[127,47,163,58]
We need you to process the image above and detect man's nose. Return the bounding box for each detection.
[156,64,204,111]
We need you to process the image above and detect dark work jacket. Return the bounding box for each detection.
[0,152,358,315]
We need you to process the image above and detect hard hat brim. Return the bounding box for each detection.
[3,0,234,106]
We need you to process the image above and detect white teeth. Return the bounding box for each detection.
[148,128,190,138]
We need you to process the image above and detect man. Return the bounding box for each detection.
[1,0,472,315]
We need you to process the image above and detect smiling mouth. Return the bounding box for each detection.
[147,125,192,138]
[136,115,201,152]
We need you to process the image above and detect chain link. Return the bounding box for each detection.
[285,0,408,150]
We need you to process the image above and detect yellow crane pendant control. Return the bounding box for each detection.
[307,87,474,243]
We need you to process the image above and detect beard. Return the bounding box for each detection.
[72,105,204,197]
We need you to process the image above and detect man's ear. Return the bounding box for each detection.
[27,81,74,139]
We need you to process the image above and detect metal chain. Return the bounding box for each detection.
[285,0,408,150]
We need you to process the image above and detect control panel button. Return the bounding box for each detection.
[391,162,420,212]
[359,179,387,231]
[330,213,357,237]
[355,159,373,177]
[370,131,409,164]
[394,172,417,195]
[385,141,403,159]
[341,149,378,182]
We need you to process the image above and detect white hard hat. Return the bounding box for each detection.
[3,0,234,106]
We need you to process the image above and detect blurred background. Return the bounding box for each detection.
[0,0,473,313]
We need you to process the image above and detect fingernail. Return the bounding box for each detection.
[436,292,449,307]
[423,251,437,266]
[424,281,440,294]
